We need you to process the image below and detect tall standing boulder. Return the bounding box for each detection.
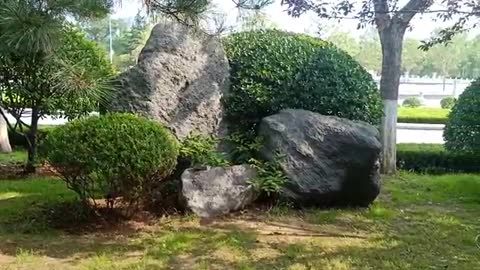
[108,21,230,140]
[258,109,381,207]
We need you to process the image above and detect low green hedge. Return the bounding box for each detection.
[397,117,447,124]
[397,107,449,124]
[397,144,480,173]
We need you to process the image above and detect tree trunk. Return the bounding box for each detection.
[378,23,406,174]
[0,108,12,153]
[25,107,39,173]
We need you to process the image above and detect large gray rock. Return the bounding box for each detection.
[259,109,381,207]
[109,21,230,139]
[181,165,257,218]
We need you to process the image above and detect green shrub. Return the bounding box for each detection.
[41,113,179,209]
[397,143,480,173]
[179,134,229,167]
[223,30,382,127]
[402,97,422,108]
[227,131,264,164]
[444,79,480,155]
[440,96,456,109]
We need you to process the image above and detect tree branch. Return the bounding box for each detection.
[396,0,434,25]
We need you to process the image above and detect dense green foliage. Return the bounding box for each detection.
[397,143,480,173]
[41,114,179,208]
[402,97,422,108]
[249,159,288,196]
[397,107,449,124]
[223,30,382,127]
[0,27,113,172]
[440,96,456,109]
[444,79,480,155]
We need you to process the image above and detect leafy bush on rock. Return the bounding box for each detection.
[223,29,382,127]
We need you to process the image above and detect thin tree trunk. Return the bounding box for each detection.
[25,107,39,173]
[0,107,12,153]
[378,24,406,174]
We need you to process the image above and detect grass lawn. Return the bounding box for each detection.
[0,148,27,165]
[0,172,479,270]
[398,107,450,124]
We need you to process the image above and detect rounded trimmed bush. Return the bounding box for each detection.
[402,97,422,108]
[222,30,382,126]
[440,96,456,109]
[444,79,480,155]
[41,113,179,207]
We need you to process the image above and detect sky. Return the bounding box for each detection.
[112,0,463,40]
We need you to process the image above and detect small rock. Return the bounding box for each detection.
[181,165,258,218]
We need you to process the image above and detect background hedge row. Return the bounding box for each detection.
[397,144,480,173]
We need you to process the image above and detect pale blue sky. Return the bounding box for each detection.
[112,0,459,39]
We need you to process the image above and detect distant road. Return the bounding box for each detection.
[8,114,446,144]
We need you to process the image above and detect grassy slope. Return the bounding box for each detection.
[397,107,450,124]
[0,172,479,270]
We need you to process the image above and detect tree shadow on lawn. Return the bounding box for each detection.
[0,204,478,269]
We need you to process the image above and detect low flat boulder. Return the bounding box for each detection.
[258,109,381,207]
[181,165,257,218]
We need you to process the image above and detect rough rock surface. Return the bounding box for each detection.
[259,109,381,207]
[109,21,230,139]
[181,165,257,218]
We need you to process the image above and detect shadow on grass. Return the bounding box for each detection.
[0,174,479,269]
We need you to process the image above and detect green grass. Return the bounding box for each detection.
[0,147,27,165]
[0,177,75,233]
[397,143,444,153]
[0,173,479,269]
[397,107,449,124]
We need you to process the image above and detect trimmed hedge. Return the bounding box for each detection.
[397,143,480,173]
[397,117,447,124]
[223,30,382,127]
[41,113,179,208]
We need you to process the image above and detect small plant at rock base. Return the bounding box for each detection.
[227,131,264,164]
[402,97,422,108]
[180,134,229,167]
[440,96,456,109]
[248,158,287,196]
